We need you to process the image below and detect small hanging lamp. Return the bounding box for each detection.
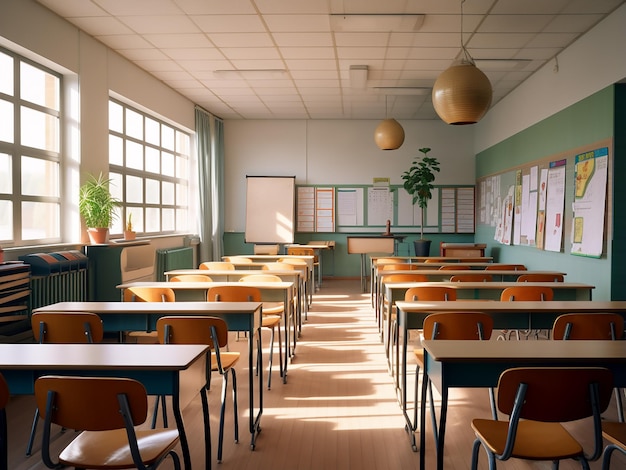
[374,96,405,150]
[432,0,492,125]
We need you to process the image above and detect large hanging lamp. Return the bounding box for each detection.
[432,0,492,125]
[374,96,405,150]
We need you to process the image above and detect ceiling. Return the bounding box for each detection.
[37,0,625,121]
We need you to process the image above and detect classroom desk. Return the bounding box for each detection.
[286,243,331,287]
[165,268,307,335]
[0,343,208,470]
[33,301,264,450]
[395,300,626,460]
[420,340,626,470]
[118,280,296,379]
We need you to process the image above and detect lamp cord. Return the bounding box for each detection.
[460,0,474,64]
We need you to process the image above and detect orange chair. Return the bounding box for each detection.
[411,313,495,451]
[123,287,175,343]
[404,286,457,301]
[156,315,239,463]
[223,256,253,264]
[499,285,553,340]
[470,367,613,469]
[602,421,626,469]
[450,273,493,282]
[169,274,212,282]
[200,261,235,270]
[553,313,625,422]
[35,375,181,470]
[287,247,320,288]
[0,374,8,470]
[381,263,418,271]
[438,265,471,270]
[485,264,527,271]
[263,262,295,271]
[517,273,564,282]
[27,312,104,456]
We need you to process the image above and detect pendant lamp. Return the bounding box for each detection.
[432,0,492,125]
[374,96,405,150]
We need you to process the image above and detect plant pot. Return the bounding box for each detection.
[413,239,432,257]
[124,230,136,241]
[87,227,109,245]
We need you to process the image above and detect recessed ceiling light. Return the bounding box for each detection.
[330,14,425,32]
[213,69,287,79]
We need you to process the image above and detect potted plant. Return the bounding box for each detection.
[401,147,440,256]
[78,172,120,244]
[124,212,136,241]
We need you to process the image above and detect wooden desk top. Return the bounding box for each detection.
[165,269,303,278]
[117,281,293,290]
[386,281,593,291]
[379,270,565,278]
[396,300,626,313]
[0,343,208,370]
[34,301,263,315]
[423,340,626,363]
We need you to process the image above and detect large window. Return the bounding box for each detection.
[108,99,191,237]
[0,48,62,246]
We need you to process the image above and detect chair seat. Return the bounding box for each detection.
[59,428,179,469]
[413,348,424,365]
[211,351,240,370]
[262,301,284,315]
[471,419,583,460]
[603,421,626,447]
[262,314,281,328]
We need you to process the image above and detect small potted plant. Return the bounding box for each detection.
[124,213,136,240]
[401,147,440,256]
[78,172,120,244]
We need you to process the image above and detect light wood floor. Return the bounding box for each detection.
[6,278,626,469]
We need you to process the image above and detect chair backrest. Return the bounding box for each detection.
[239,274,282,283]
[517,273,564,282]
[500,286,553,301]
[404,286,457,301]
[552,313,625,340]
[496,367,613,422]
[423,312,493,340]
[438,265,471,270]
[450,273,493,282]
[224,256,253,264]
[485,264,527,271]
[123,286,176,302]
[0,373,9,410]
[375,258,400,265]
[423,258,448,263]
[156,315,228,349]
[263,262,295,271]
[169,274,212,282]
[207,285,262,302]
[287,247,315,258]
[381,273,428,283]
[254,244,279,255]
[381,263,418,271]
[31,312,104,344]
[199,261,234,270]
[34,375,148,431]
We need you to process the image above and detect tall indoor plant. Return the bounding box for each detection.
[78,172,120,244]
[401,147,440,256]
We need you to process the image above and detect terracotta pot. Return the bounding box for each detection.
[87,227,109,245]
[124,230,136,241]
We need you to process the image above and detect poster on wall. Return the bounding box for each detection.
[570,147,608,258]
[544,161,566,252]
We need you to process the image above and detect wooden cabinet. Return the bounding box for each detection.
[439,243,486,258]
[0,262,31,342]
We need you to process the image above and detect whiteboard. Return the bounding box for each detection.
[245,176,295,244]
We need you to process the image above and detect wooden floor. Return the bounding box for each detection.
[6,278,626,469]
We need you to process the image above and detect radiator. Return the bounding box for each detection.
[155,247,194,281]
[30,270,88,310]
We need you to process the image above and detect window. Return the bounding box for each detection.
[0,48,62,245]
[108,98,191,237]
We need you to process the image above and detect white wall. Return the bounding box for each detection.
[224,119,474,232]
[475,3,626,153]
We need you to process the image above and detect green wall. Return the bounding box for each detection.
[475,86,617,300]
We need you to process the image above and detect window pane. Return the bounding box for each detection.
[20,61,60,110]
[126,140,143,170]
[176,130,189,154]
[21,156,59,197]
[146,178,160,204]
[125,108,143,140]
[145,207,160,232]
[126,207,142,232]
[162,152,175,177]
[109,100,123,133]
[145,146,160,173]
[109,135,123,165]
[176,208,188,232]
[145,117,160,145]
[111,206,123,235]
[22,201,60,240]
[0,200,12,240]
[0,52,13,95]
[0,153,11,194]
[162,125,174,150]
[176,183,188,206]
[110,172,123,201]
[162,181,174,205]
[21,107,59,152]
[126,175,143,204]
[0,99,14,144]
[176,155,188,179]
[162,208,175,231]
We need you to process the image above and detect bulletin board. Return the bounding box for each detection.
[296,184,475,234]
[476,139,611,257]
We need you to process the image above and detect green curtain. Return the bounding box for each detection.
[195,106,224,262]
